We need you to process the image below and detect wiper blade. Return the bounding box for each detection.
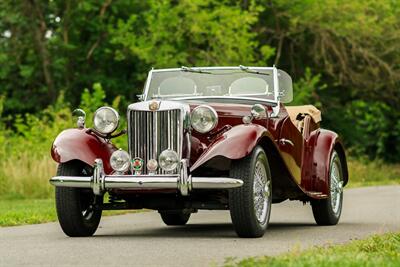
[181,66,212,74]
[239,65,270,75]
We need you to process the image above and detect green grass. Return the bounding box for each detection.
[347,159,400,187]
[0,198,56,226]
[0,198,140,227]
[225,232,400,267]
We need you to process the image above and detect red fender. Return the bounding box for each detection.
[303,129,348,196]
[51,128,117,174]
[190,124,271,172]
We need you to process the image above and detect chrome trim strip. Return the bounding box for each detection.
[50,176,243,191]
[191,177,244,189]
[150,66,275,72]
[50,159,243,196]
[168,96,278,106]
[271,67,280,117]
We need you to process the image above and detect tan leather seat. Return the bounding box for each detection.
[285,105,321,126]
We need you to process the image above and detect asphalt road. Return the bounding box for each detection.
[1,186,399,267]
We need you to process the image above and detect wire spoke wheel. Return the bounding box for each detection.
[229,146,272,238]
[253,160,271,224]
[311,150,344,225]
[330,156,343,215]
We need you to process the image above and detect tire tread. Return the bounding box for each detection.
[55,161,102,237]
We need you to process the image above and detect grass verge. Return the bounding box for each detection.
[225,232,400,267]
[347,159,400,187]
[0,198,140,227]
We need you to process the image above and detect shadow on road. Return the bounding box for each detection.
[93,221,337,239]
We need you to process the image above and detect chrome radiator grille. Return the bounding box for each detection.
[128,109,181,174]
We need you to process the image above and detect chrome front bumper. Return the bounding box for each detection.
[50,159,243,196]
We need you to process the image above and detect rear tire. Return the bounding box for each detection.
[159,211,191,226]
[229,146,272,238]
[55,161,103,237]
[311,150,344,225]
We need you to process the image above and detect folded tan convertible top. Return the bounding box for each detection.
[285,105,322,124]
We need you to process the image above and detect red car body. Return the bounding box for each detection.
[50,66,348,238]
[51,102,348,201]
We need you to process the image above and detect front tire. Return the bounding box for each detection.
[159,211,191,226]
[229,146,272,238]
[311,150,344,225]
[55,161,103,237]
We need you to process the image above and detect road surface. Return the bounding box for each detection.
[0,186,399,266]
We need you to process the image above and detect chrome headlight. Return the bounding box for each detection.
[159,149,179,172]
[110,149,130,172]
[191,105,218,133]
[93,107,119,134]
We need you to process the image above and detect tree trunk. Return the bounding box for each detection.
[25,0,55,102]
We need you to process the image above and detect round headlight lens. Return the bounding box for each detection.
[93,107,119,134]
[191,105,218,133]
[159,150,179,172]
[110,149,131,172]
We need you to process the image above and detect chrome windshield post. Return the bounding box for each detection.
[271,66,281,117]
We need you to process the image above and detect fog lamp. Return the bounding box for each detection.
[147,159,158,173]
[159,150,179,172]
[110,149,130,172]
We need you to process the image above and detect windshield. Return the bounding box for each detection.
[143,67,293,103]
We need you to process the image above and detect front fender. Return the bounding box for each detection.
[51,128,117,174]
[190,124,271,172]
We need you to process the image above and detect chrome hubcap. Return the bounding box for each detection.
[253,160,270,224]
[330,153,343,215]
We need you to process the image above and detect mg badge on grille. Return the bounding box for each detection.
[132,157,144,175]
[149,101,160,111]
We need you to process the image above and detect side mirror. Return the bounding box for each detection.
[72,109,86,129]
[243,104,268,124]
[136,94,145,101]
[251,104,267,120]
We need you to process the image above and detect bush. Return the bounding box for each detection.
[0,84,125,199]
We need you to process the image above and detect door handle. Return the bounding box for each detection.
[279,138,294,147]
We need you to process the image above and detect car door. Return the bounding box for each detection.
[278,116,304,185]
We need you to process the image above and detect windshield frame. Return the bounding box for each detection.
[143,66,280,106]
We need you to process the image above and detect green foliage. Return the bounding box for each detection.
[0,83,127,199]
[111,0,267,69]
[291,68,326,108]
[80,83,107,113]
[0,0,400,161]
[345,101,391,159]
[347,159,400,187]
[226,232,400,267]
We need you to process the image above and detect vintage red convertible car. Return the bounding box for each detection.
[50,66,348,238]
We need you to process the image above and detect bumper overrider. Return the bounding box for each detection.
[50,159,243,196]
